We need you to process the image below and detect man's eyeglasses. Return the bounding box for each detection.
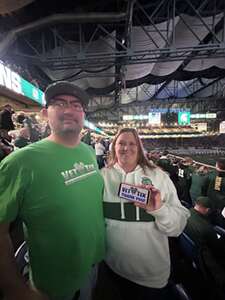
[49,100,84,112]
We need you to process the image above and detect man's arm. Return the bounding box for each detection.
[0,223,48,300]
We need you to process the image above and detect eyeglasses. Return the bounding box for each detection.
[49,100,84,112]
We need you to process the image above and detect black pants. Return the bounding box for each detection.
[96,155,105,169]
[94,262,174,300]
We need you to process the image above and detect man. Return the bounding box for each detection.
[0,104,15,140]
[14,127,30,148]
[189,166,210,205]
[177,157,194,205]
[185,196,225,268]
[207,158,225,211]
[157,151,179,188]
[0,81,105,300]
[184,196,225,296]
[94,137,105,169]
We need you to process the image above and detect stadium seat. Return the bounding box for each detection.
[14,241,29,280]
[171,283,192,300]
[179,232,198,266]
[180,200,192,209]
[214,225,225,237]
[178,232,225,300]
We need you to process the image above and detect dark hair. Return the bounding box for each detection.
[108,128,155,171]
[195,196,212,209]
[216,158,225,171]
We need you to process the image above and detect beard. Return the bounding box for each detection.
[52,117,83,138]
[60,126,81,135]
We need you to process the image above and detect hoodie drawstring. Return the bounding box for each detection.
[120,200,125,219]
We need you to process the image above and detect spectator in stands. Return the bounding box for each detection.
[0,104,15,141]
[95,137,106,169]
[157,151,170,170]
[23,115,40,142]
[108,137,113,153]
[157,151,179,188]
[0,81,105,300]
[206,158,225,230]
[42,122,51,138]
[184,196,225,294]
[190,165,210,205]
[177,157,195,205]
[0,137,13,161]
[185,196,225,260]
[207,158,225,211]
[81,129,92,145]
[14,127,30,148]
[16,111,26,125]
[98,127,190,300]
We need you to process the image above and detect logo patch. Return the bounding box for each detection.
[61,162,97,185]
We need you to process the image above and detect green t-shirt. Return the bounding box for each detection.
[0,139,105,299]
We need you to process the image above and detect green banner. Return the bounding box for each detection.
[21,78,45,105]
[178,112,191,125]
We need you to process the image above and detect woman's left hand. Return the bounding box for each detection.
[134,184,162,212]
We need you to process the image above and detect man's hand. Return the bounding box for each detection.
[5,286,49,300]
[0,223,49,300]
[134,184,162,212]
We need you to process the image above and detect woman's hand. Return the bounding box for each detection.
[134,184,162,212]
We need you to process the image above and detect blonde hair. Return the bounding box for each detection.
[107,128,155,171]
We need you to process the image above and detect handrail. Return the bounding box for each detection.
[168,153,216,169]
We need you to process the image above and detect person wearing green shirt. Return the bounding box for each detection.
[0,81,105,300]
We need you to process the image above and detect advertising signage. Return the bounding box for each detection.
[178,112,191,125]
[148,112,161,125]
[0,61,44,105]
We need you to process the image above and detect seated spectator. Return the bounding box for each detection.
[0,137,13,161]
[185,196,225,295]
[0,104,15,141]
[14,127,30,148]
[16,111,26,125]
[185,196,225,265]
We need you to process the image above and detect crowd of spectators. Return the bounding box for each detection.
[0,105,112,165]
[1,104,225,298]
[144,135,225,151]
[0,106,48,160]
[3,60,45,90]
[151,152,225,298]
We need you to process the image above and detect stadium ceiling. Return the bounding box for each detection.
[0,0,225,120]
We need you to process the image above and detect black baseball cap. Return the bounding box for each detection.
[44,81,89,108]
[195,196,212,209]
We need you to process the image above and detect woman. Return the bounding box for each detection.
[100,128,190,300]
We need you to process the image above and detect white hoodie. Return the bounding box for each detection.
[101,163,190,288]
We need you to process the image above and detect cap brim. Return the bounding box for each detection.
[45,82,89,107]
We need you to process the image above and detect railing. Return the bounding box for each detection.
[168,153,216,170]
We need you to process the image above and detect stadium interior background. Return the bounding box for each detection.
[0,0,224,167]
[0,1,225,299]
